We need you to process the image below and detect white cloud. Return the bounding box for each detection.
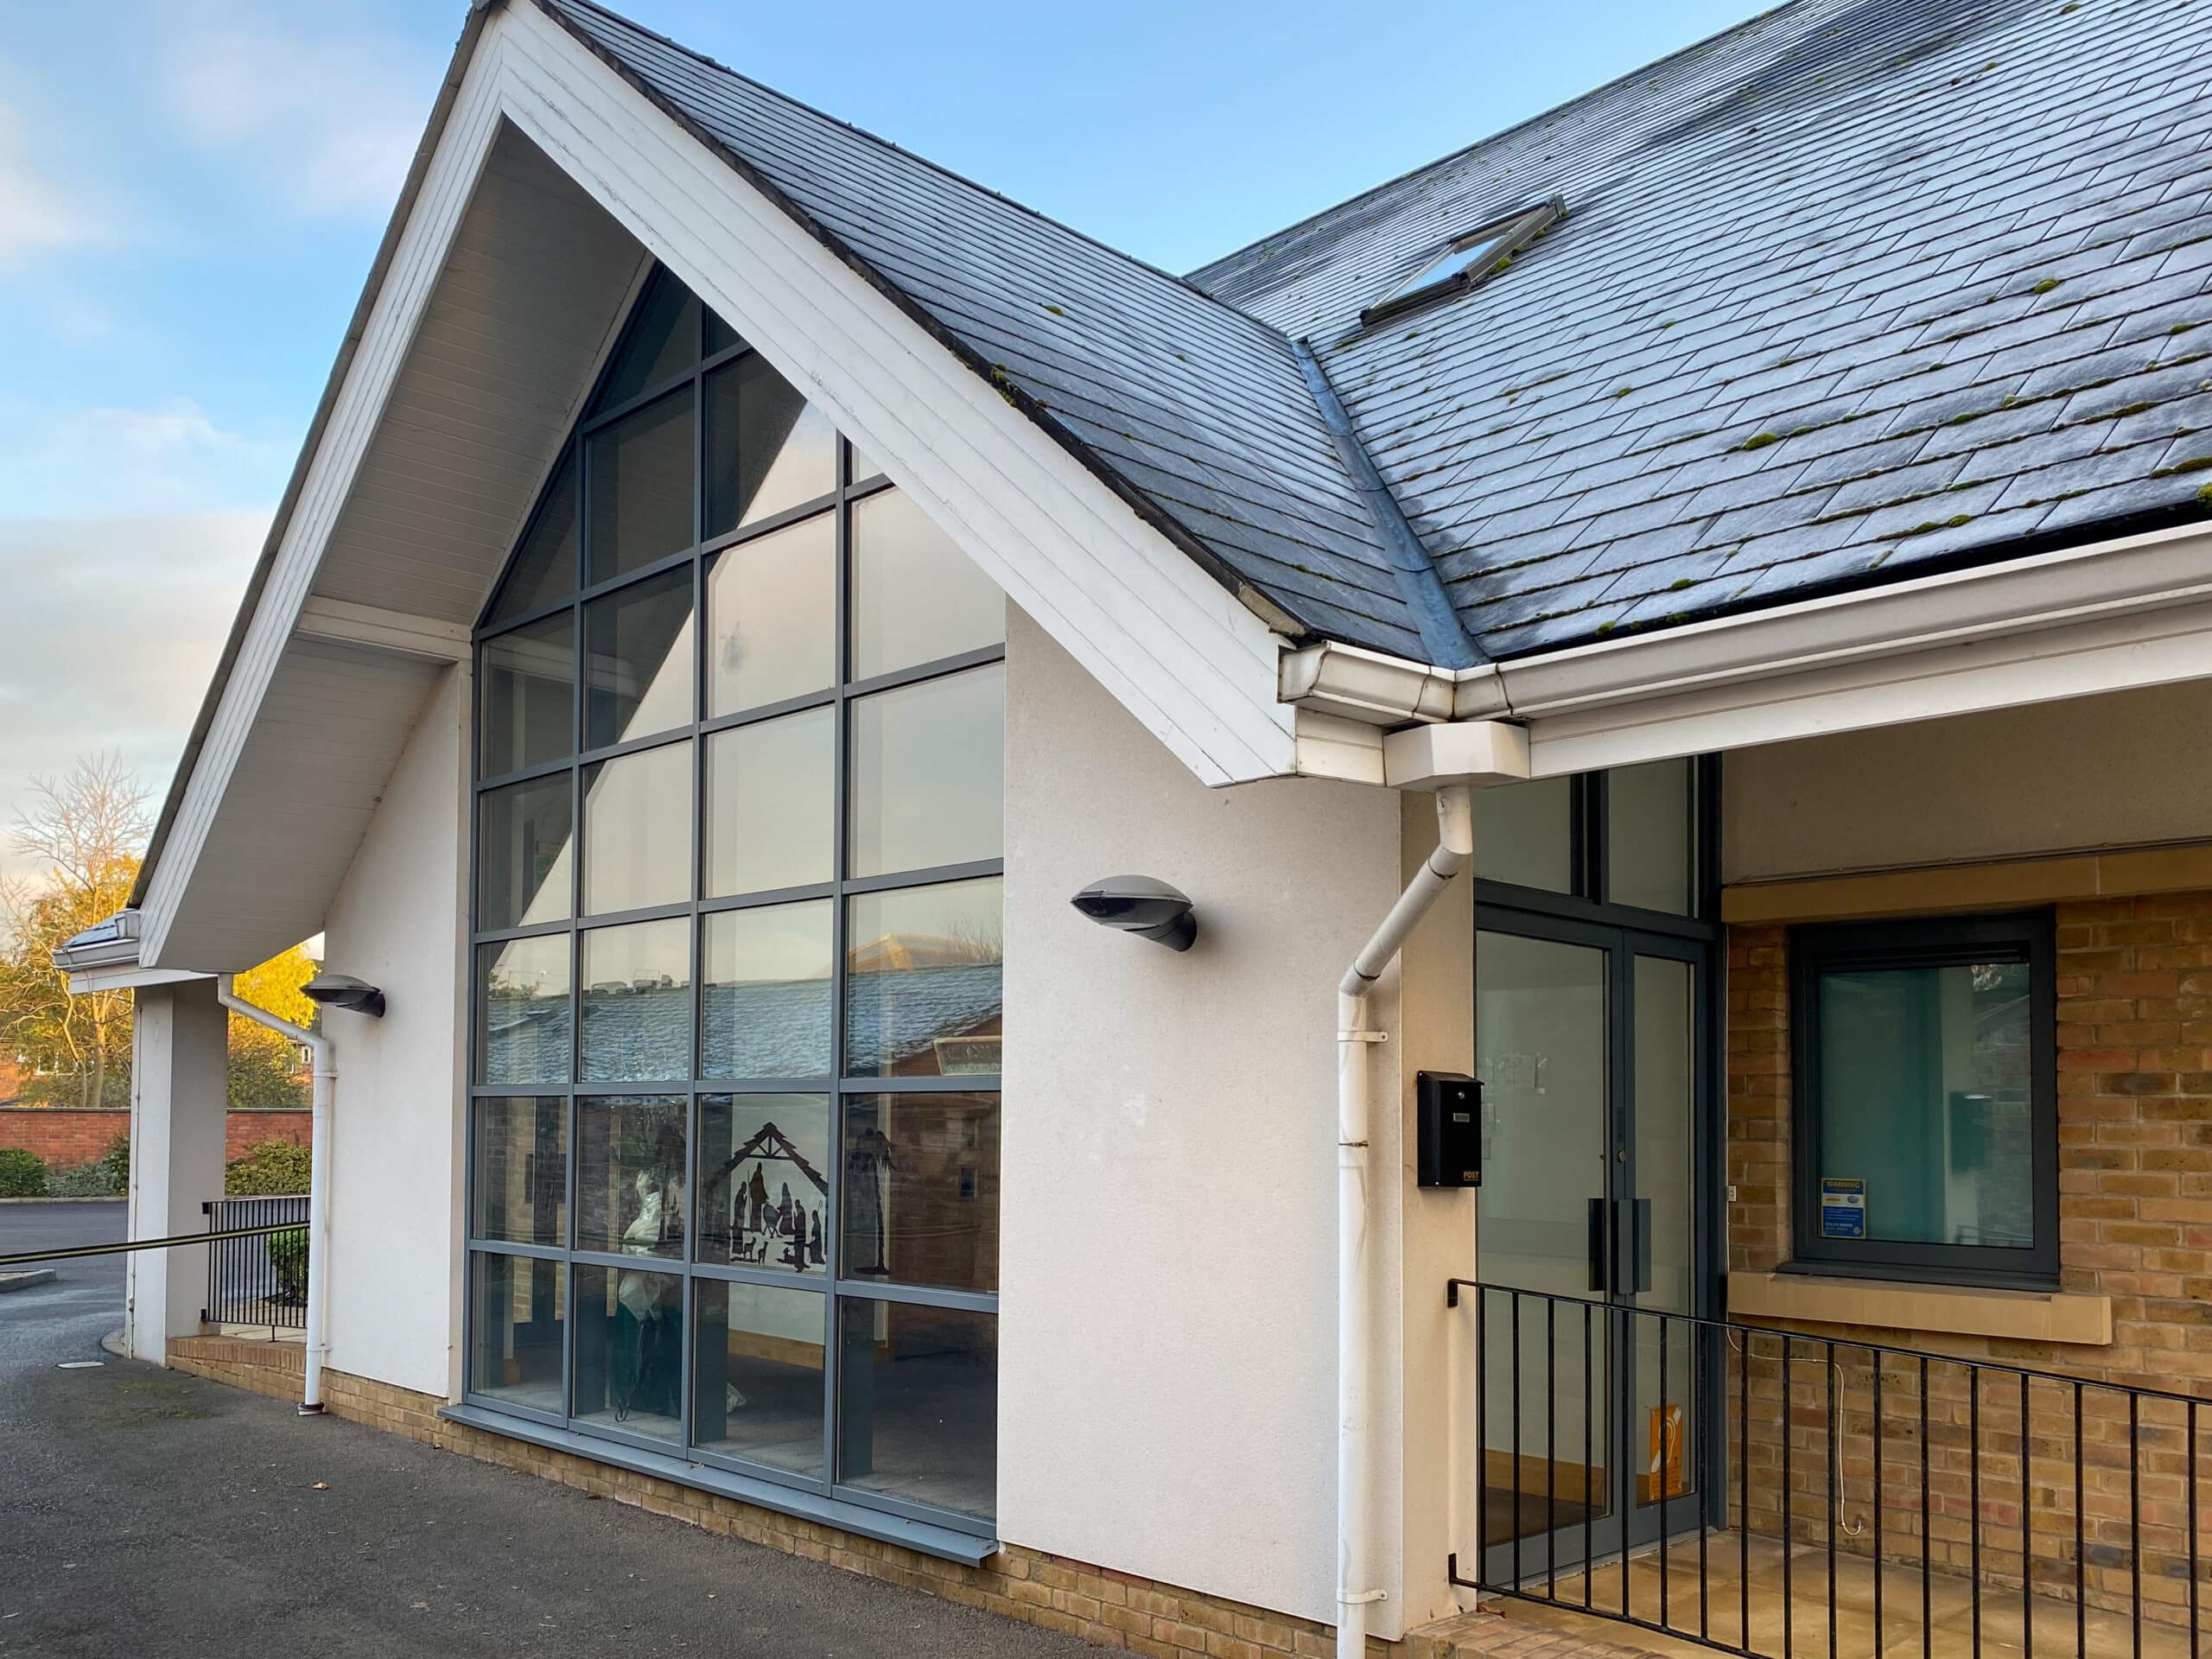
[160,4,437,219]
[0,97,100,268]
[0,395,290,518]
[0,509,267,887]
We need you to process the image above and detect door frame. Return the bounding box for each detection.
[1471,759,1726,1586]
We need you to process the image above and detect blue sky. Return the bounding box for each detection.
[0,0,1752,881]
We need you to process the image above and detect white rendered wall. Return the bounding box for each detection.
[125,977,229,1361]
[1000,607,1409,1630]
[319,664,470,1399]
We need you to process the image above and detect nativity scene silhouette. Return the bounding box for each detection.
[709,1121,831,1272]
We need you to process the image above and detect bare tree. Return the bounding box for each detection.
[0,754,152,1109]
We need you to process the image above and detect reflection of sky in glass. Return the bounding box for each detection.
[585,571,694,749]
[583,743,692,916]
[706,899,831,985]
[707,514,834,717]
[706,710,831,897]
[850,491,1005,680]
[849,664,1003,878]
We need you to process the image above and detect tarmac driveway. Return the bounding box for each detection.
[0,1203,1087,1658]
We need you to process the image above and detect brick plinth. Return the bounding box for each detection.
[1725,891,2212,1629]
[166,1336,1390,1658]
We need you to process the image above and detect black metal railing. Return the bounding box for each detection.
[1452,1281,2207,1659]
[203,1195,309,1336]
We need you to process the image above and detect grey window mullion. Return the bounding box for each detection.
[836,1074,1001,1096]
[576,723,702,773]
[575,897,695,931]
[700,487,840,558]
[843,644,1007,702]
[473,917,577,948]
[578,365,702,440]
[698,686,839,741]
[822,438,855,1494]
[691,1259,832,1293]
[563,1090,578,1422]
[841,859,1004,899]
[834,1279,998,1315]
[699,1074,837,1095]
[475,753,577,794]
[698,880,836,917]
[467,1237,567,1262]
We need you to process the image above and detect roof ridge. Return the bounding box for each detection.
[536,0,1300,351]
[1185,0,1817,289]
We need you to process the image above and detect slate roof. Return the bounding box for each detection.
[544,0,2212,667]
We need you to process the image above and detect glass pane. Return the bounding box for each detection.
[584,567,695,750]
[1817,959,2034,1250]
[846,878,1002,1078]
[702,903,832,1078]
[478,775,573,931]
[703,308,742,357]
[848,664,1003,879]
[1608,760,1694,915]
[471,1096,566,1244]
[849,490,1003,680]
[468,1252,564,1414]
[704,353,836,535]
[704,709,831,897]
[576,1094,687,1259]
[488,451,576,624]
[836,1299,995,1519]
[849,442,884,486]
[582,742,692,917]
[1476,930,1611,1542]
[476,935,572,1085]
[592,273,698,413]
[693,1280,823,1473]
[579,920,692,1082]
[842,1092,998,1293]
[586,386,695,586]
[1474,776,1573,893]
[697,1092,830,1271]
[1632,955,1696,1509]
[575,1262,682,1441]
[480,614,574,778]
[704,513,834,717]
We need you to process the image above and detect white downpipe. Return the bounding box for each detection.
[1335,785,1474,1659]
[216,976,333,1414]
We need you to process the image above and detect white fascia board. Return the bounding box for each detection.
[67,965,214,997]
[137,35,515,969]
[142,7,1300,963]
[1283,519,2212,779]
[495,4,1293,785]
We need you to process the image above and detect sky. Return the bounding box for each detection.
[0,0,1755,888]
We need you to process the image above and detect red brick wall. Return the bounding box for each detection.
[0,1108,312,1170]
[1724,890,2212,1625]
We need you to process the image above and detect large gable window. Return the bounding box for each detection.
[467,267,1004,1534]
[1789,912,2057,1286]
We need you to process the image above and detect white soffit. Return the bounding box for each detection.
[143,5,1299,967]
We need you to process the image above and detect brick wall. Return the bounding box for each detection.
[0,1108,312,1169]
[167,1335,1395,1659]
[1724,891,2212,1626]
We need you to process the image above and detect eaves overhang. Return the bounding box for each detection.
[1284,518,2212,784]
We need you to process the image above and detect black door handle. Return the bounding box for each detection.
[1587,1198,1608,1294]
[1622,1196,1652,1295]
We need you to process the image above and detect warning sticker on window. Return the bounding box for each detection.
[1820,1178,1866,1238]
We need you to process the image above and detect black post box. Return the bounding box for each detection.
[1416,1071,1481,1188]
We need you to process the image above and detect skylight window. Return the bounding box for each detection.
[1361,195,1564,327]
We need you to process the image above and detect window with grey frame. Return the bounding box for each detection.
[466,267,1005,1533]
[1788,912,2058,1287]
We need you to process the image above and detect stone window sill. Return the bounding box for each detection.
[1726,1270,2113,1346]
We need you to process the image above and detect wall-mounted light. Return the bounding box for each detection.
[302,972,386,1018]
[1070,876,1197,952]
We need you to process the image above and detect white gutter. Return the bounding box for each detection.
[1281,518,2212,770]
[216,976,334,1414]
[1334,784,1477,1659]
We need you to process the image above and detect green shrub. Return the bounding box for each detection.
[225,1138,312,1197]
[99,1132,130,1194]
[269,1226,309,1304]
[45,1160,122,1197]
[0,1147,48,1198]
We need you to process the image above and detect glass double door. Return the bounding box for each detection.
[1475,912,1707,1583]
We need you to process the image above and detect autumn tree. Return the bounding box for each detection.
[0,755,149,1108]
[226,943,318,1111]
